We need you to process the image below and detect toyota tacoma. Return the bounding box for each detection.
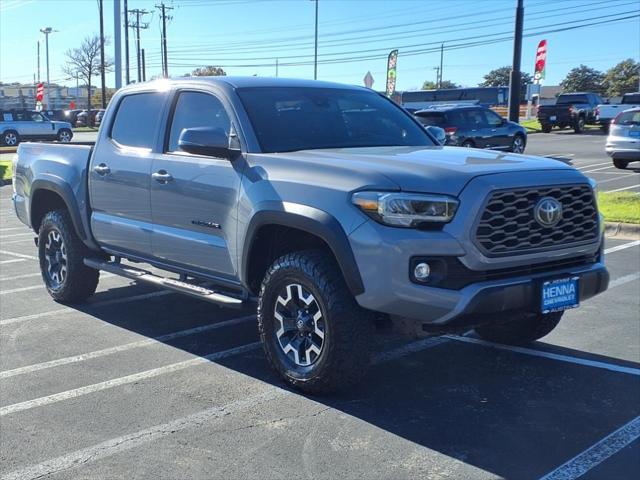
[12,77,609,393]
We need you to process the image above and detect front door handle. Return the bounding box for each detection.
[152,170,173,184]
[93,163,110,175]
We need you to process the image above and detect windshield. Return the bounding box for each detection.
[237,87,434,153]
[622,93,640,104]
[556,94,588,104]
[616,110,640,125]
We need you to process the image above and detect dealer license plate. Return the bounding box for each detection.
[550,115,557,121]
[541,277,579,313]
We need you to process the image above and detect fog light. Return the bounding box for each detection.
[414,262,431,281]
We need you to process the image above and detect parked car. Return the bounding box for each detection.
[606,107,640,169]
[596,92,640,133]
[12,77,608,393]
[94,109,106,126]
[537,92,602,133]
[0,110,73,146]
[63,109,84,126]
[414,105,527,153]
[75,109,100,127]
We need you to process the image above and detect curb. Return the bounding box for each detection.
[0,148,17,155]
[604,222,640,240]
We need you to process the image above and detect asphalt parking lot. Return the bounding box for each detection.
[1,133,639,480]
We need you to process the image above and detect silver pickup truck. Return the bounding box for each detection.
[12,77,609,393]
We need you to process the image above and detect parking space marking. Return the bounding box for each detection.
[538,416,640,480]
[0,250,37,261]
[593,175,636,185]
[0,259,26,265]
[0,273,115,295]
[446,336,640,377]
[0,335,450,480]
[576,161,610,170]
[583,165,618,173]
[0,239,37,245]
[609,272,640,289]
[0,342,262,417]
[0,227,29,232]
[0,387,289,480]
[606,183,640,193]
[0,232,35,239]
[0,272,41,281]
[0,314,257,379]
[0,290,173,327]
[604,240,640,255]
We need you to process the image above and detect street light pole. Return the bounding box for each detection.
[508,0,524,123]
[313,0,318,80]
[39,27,53,108]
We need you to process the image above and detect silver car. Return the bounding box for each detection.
[606,107,640,169]
[0,110,73,146]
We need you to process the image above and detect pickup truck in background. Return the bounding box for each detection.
[596,92,640,132]
[537,92,603,133]
[12,77,609,394]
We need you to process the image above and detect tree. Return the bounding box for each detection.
[560,65,605,94]
[91,88,116,108]
[188,66,226,77]
[421,79,459,90]
[62,35,113,123]
[479,66,532,87]
[603,59,640,97]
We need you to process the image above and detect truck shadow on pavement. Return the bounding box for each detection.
[73,285,640,480]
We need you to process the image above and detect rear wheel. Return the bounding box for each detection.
[461,140,475,148]
[574,117,585,133]
[541,124,552,133]
[258,250,372,394]
[57,128,72,143]
[475,311,563,345]
[38,210,100,303]
[2,130,19,146]
[613,159,629,169]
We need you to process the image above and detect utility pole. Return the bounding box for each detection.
[124,0,130,84]
[113,0,122,89]
[129,9,150,82]
[39,27,53,108]
[142,48,146,81]
[433,67,440,88]
[313,0,318,80]
[99,0,107,108]
[439,43,444,88]
[508,0,524,123]
[37,41,40,83]
[157,3,173,78]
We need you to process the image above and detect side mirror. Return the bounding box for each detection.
[426,125,446,145]
[178,127,234,158]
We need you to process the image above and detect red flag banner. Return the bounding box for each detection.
[533,40,547,84]
[36,83,44,102]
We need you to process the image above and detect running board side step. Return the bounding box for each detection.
[83,258,244,307]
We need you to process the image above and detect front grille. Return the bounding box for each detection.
[475,184,599,256]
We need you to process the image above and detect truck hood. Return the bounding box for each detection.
[282,146,575,195]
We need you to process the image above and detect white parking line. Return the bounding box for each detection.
[606,184,640,193]
[0,387,288,480]
[0,314,257,379]
[0,272,41,281]
[609,272,640,289]
[0,250,37,261]
[0,239,36,245]
[604,240,640,255]
[0,335,448,480]
[576,161,610,170]
[0,227,29,232]
[594,175,635,186]
[0,290,173,327]
[0,232,35,239]
[583,165,617,173]
[538,416,640,480]
[0,258,26,265]
[446,336,640,376]
[0,342,262,416]
[0,273,116,295]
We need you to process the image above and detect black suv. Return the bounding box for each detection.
[414,105,527,153]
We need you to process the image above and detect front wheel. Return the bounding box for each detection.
[258,250,372,394]
[57,128,72,143]
[461,140,475,148]
[613,159,629,169]
[2,130,19,146]
[541,124,552,133]
[510,134,526,153]
[474,311,563,345]
[38,210,100,303]
[574,117,585,133]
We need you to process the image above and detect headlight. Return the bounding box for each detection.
[352,191,459,227]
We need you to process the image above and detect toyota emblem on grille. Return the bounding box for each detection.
[534,197,563,227]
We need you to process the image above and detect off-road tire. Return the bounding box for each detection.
[613,159,629,169]
[258,250,372,394]
[541,124,552,133]
[2,130,19,146]
[461,140,475,148]
[474,311,563,345]
[38,209,100,303]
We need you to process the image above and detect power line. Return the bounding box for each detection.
[156,3,173,78]
[128,8,150,82]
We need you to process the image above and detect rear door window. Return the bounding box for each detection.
[414,112,445,126]
[111,92,165,149]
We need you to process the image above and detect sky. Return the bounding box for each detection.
[0,0,638,92]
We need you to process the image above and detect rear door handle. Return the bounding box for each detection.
[152,170,173,184]
[93,163,110,175]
